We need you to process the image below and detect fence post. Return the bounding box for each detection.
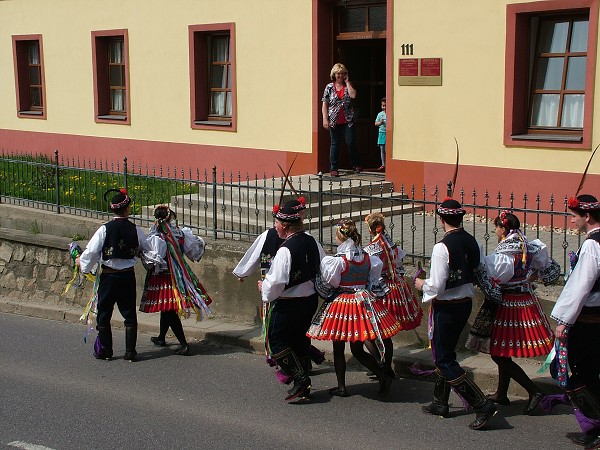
[123,157,128,190]
[212,166,217,239]
[447,181,453,197]
[55,149,60,214]
[318,172,323,243]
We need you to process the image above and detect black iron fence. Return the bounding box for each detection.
[0,150,580,274]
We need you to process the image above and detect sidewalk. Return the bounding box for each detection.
[0,296,560,399]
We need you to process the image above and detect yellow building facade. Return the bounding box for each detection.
[0,0,598,200]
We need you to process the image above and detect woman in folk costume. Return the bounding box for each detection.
[363,212,423,377]
[307,219,401,399]
[258,198,326,402]
[139,205,212,356]
[466,211,560,414]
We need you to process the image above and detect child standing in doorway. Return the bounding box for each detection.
[375,98,386,171]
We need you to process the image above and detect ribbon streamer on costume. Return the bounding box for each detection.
[79,262,101,343]
[537,346,556,374]
[159,222,212,321]
[360,289,386,363]
[63,242,95,294]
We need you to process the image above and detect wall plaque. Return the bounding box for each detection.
[398,57,442,86]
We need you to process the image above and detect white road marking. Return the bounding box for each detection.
[8,442,56,450]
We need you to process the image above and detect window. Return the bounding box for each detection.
[189,23,236,131]
[12,35,46,119]
[92,30,130,124]
[505,1,598,148]
[336,4,386,40]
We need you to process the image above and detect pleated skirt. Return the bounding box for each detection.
[307,290,401,342]
[489,292,554,358]
[381,277,423,331]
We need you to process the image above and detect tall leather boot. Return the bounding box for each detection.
[449,373,498,430]
[273,348,311,401]
[422,369,451,417]
[94,326,113,360]
[123,326,138,362]
[566,386,600,448]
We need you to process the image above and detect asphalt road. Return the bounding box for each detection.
[0,313,579,450]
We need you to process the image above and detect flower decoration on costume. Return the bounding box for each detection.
[273,199,305,223]
[297,197,306,207]
[499,210,510,227]
[568,197,600,211]
[337,221,351,237]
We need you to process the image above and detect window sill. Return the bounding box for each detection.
[19,110,43,116]
[194,120,232,127]
[511,134,582,143]
[97,115,127,121]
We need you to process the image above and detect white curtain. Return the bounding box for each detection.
[561,94,584,128]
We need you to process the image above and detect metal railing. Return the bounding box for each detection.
[0,149,580,273]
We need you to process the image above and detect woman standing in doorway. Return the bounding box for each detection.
[322,63,360,177]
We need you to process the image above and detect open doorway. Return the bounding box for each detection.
[317,1,387,173]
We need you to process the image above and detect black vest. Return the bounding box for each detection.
[260,228,284,273]
[102,219,139,260]
[441,228,480,290]
[281,232,320,290]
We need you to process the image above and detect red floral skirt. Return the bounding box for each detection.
[489,292,554,358]
[307,290,401,342]
[381,277,423,331]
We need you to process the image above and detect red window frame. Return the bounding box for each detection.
[504,0,598,149]
[189,23,237,131]
[12,34,46,119]
[92,29,130,125]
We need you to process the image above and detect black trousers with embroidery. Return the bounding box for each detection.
[267,294,318,359]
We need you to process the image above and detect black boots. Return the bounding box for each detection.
[422,369,451,417]
[273,348,311,401]
[567,386,600,449]
[94,326,113,360]
[449,373,498,430]
[123,326,137,362]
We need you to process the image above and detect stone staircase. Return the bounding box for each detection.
[140,172,423,237]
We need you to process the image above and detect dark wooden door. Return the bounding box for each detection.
[336,39,386,171]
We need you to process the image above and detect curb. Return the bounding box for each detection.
[0,298,560,398]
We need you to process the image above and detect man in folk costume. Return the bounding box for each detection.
[549,194,600,448]
[233,163,325,373]
[414,198,498,430]
[257,198,326,401]
[77,188,150,361]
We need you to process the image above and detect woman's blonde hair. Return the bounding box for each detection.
[365,212,386,235]
[336,218,361,245]
[330,63,348,80]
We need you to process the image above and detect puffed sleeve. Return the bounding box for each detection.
[529,239,561,285]
[141,234,167,272]
[320,255,346,288]
[484,252,515,285]
[182,227,205,261]
[232,230,269,279]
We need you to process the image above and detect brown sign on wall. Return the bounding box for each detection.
[398,58,442,86]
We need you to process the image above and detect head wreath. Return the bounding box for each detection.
[437,197,466,217]
[499,210,510,228]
